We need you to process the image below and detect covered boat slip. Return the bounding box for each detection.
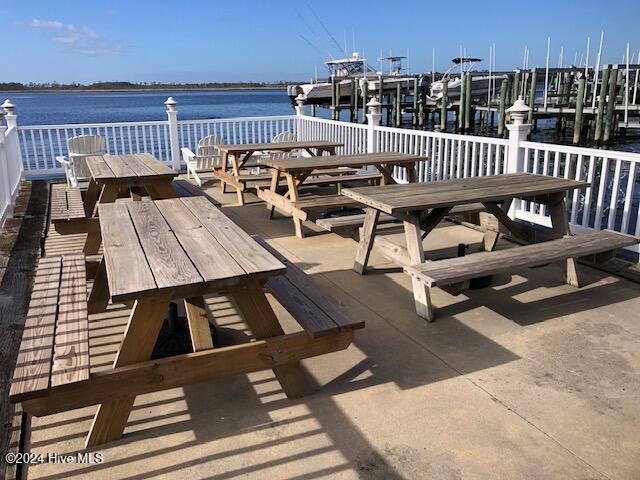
[12,177,640,479]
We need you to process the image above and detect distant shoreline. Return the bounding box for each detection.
[0,86,288,93]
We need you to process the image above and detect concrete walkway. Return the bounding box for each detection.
[27,181,640,479]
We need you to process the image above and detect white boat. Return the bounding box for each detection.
[287,53,417,104]
[429,57,508,101]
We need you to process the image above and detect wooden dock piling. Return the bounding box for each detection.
[595,65,610,142]
[440,80,449,132]
[604,65,618,143]
[498,79,508,136]
[573,78,586,144]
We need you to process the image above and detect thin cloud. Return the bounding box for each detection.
[20,18,127,56]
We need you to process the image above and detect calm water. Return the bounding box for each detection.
[7,89,639,152]
[7,89,297,126]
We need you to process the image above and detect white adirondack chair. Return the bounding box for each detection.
[265,131,298,163]
[182,135,224,187]
[56,135,106,187]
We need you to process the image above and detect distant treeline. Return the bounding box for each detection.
[0,81,293,91]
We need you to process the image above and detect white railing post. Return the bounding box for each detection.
[165,97,181,171]
[294,94,305,139]
[365,97,382,154]
[0,109,12,219]
[2,99,23,178]
[505,98,532,217]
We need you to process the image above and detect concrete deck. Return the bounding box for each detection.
[26,178,640,479]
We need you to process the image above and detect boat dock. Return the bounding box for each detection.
[300,64,640,147]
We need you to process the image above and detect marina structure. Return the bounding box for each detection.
[289,50,640,147]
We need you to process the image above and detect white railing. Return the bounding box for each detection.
[3,97,639,258]
[297,116,367,155]
[375,126,508,183]
[516,141,640,252]
[19,120,172,177]
[178,115,296,152]
[0,122,24,227]
[17,115,299,178]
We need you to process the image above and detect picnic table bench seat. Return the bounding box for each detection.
[405,230,639,289]
[255,237,365,337]
[316,202,487,233]
[10,254,89,403]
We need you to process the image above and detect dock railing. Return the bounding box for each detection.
[3,96,639,258]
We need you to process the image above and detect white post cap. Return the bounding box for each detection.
[1,99,15,114]
[164,97,177,111]
[366,97,382,115]
[294,94,305,107]
[506,97,531,125]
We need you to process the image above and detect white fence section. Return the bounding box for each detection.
[0,114,24,226]
[18,121,172,177]
[516,141,640,251]
[2,96,639,257]
[297,116,367,155]
[375,126,508,183]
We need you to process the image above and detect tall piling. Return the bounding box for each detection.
[361,80,368,124]
[498,79,508,137]
[395,81,402,127]
[594,65,610,142]
[604,65,619,143]
[527,68,537,124]
[440,80,449,132]
[464,73,472,131]
[573,78,586,144]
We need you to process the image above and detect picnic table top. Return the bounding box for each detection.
[86,153,178,182]
[216,140,343,154]
[98,196,285,302]
[261,152,424,173]
[341,173,590,215]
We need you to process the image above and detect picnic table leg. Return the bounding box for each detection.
[354,208,380,274]
[85,296,171,447]
[548,196,581,287]
[146,179,179,199]
[268,169,281,219]
[220,152,229,193]
[404,212,435,322]
[230,279,314,398]
[285,173,304,238]
[406,164,418,183]
[83,183,119,255]
[87,258,110,314]
[184,296,215,350]
[83,179,102,217]
[229,153,245,205]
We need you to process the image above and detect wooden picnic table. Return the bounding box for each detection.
[11,195,364,448]
[215,140,343,205]
[257,152,424,238]
[86,153,179,253]
[342,173,590,320]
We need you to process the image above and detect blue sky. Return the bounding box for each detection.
[2,0,639,83]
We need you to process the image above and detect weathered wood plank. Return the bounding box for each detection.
[22,331,355,417]
[179,196,285,277]
[102,155,136,179]
[262,152,422,173]
[153,198,246,284]
[9,257,61,400]
[342,174,589,215]
[86,156,115,180]
[217,140,342,155]
[98,203,157,301]
[406,230,640,287]
[133,153,177,176]
[50,254,89,388]
[256,237,365,334]
[127,202,203,290]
